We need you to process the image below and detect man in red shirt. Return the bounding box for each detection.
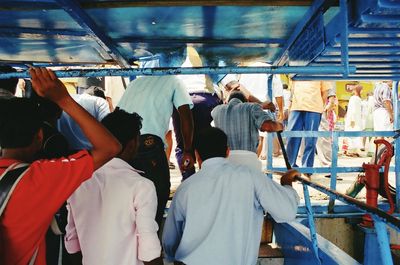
[0,68,121,265]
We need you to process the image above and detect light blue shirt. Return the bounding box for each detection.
[58,94,110,150]
[117,76,193,142]
[162,157,299,265]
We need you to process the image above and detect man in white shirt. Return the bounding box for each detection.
[65,110,163,265]
[117,74,194,226]
[163,127,299,265]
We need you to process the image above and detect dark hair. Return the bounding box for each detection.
[0,65,18,95]
[84,86,106,99]
[28,85,62,121]
[228,91,247,103]
[0,98,42,148]
[101,109,142,149]
[194,127,228,161]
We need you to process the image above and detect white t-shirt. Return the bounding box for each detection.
[239,62,283,102]
[117,76,193,141]
[104,76,129,108]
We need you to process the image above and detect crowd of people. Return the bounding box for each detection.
[0,63,299,265]
[0,53,396,264]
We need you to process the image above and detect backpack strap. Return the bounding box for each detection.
[0,163,30,216]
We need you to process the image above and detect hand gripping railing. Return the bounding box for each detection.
[275,132,400,265]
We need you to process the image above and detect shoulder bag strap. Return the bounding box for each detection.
[0,163,30,216]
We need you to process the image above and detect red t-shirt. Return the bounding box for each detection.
[0,150,94,265]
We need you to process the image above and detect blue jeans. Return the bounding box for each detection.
[286,111,321,168]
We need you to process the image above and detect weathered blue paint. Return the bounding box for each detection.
[274,0,326,66]
[328,134,339,212]
[303,184,322,264]
[295,175,400,231]
[266,75,274,178]
[0,66,358,79]
[274,222,361,265]
[340,0,349,77]
[394,81,400,212]
[55,0,130,67]
[373,218,394,265]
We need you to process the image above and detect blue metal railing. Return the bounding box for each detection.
[294,174,400,265]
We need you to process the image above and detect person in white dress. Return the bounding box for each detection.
[344,84,363,156]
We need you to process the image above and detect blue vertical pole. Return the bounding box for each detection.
[373,217,393,265]
[303,184,322,265]
[266,75,274,178]
[328,133,339,212]
[393,81,400,212]
[340,0,350,77]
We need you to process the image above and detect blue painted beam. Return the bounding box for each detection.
[340,0,349,77]
[295,175,400,231]
[0,66,357,79]
[303,184,322,264]
[274,0,326,66]
[311,62,400,67]
[362,14,400,23]
[335,37,400,45]
[325,46,400,53]
[55,0,130,68]
[0,27,89,40]
[394,81,400,212]
[348,27,400,35]
[294,76,400,81]
[373,218,394,265]
[280,130,397,137]
[116,37,285,46]
[315,55,400,62]
[270,166,396,174]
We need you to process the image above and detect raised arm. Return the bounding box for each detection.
[177,104,195,171]
[30,68,121,170]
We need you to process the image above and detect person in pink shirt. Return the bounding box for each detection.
[65,109,163,265]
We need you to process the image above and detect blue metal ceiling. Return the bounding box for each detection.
[0,0,400,80]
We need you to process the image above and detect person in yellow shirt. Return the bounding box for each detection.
[286,80,334,175]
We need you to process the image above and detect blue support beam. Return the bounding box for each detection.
[373,218,394,265]
[266,75,274,178]
[340,0,349,77]
[274,0,327,66]
[0,66,357,79]
[55,0,130,68]
[394,81,400,212]
[295,175,400,232]
[325,46,400,54]
[335,37,400,45]
[0,27,90,40]
[302,184,322,265]
[294,76,400,81]
[348,27,400,35]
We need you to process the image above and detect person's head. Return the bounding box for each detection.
[101,109,142,162]
[194,127,229,166]
[0,65,18,95]
[0,98,43,160]
[353,84,363,96]
[83,86,106,99]
[28,86,62,124]
[228,91,247,103]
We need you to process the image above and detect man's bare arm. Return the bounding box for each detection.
[260,120,284,132]
[177,104,195,170]
[30,68,121,170]
[275,96,284,120]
